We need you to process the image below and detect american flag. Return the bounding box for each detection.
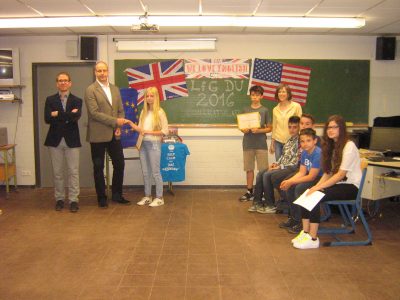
[249,58,311,105]
[125,59,188,105]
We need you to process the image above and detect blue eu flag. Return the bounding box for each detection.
[120,88,139,148]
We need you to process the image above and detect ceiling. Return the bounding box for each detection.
[0,0,399,36]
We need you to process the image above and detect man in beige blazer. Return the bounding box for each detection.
[85,61,137,208]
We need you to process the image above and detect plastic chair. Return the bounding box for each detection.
[318,165,373,247]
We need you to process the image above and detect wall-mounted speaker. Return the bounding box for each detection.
[80,36,98,61]
[376,37,396,60]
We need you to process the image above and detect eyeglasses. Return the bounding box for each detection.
[327,125,339,130]
[57,80,70,83]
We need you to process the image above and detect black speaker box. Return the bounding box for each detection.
[80,36,98,61]
[376,37,396,60]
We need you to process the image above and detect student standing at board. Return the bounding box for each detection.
[270,84,302,161]
[238,85,272,202]
[136,87,169,207]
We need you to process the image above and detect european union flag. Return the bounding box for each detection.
[120,88,139,148]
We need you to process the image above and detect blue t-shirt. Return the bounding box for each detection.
[300,146,323,176]
[161,143,190,182]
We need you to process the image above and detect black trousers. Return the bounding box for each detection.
[90,137,125,201]
[300,184,359,223]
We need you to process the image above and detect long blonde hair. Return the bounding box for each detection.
[139,87,162,130]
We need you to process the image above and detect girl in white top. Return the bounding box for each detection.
[292,115,362,249]
[136,87,169,207]
[270,84,302,161]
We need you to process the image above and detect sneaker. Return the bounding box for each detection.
[279,217,297,229]
[69,202,79,213]
[257,205,277,214]
[287,222,303,234]
[239,191,254,202]
[293,235,320,249]
[291,230,306,244]
[248,202,260,212]
[137,196,152,206]
[55,200,64,211]
[149,198,164,207]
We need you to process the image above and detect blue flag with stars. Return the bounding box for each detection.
[120,88,139,148]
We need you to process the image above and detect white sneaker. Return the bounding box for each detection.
[137,196,152,206]
[149,198,164,207]
[293,235,320,249]
[291,230,306,244]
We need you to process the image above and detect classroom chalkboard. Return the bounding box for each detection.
[115,59,369,125]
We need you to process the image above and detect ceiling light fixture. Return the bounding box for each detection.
[114,38,217,52]
[0,16,365,29]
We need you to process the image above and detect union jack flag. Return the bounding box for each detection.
[125,59,188,105]
[249,58,311,105]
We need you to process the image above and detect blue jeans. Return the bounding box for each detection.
[139,140,163,198]
[274,140,284,161]
[253,166,298,206]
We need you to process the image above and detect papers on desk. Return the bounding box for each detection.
[293,189,325,211]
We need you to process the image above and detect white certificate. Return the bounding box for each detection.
[237,112,261,130]
[293,189,325,211]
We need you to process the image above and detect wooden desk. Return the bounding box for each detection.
[0,144,17,198]
[362,160,400,201]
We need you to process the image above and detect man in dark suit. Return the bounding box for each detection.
[44,72,82,213]
[85,61,137,208]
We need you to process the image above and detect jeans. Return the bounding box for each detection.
[274,140,284,161]
[48,139,80,202]
[253,166,298,206]
[140,140,163,198]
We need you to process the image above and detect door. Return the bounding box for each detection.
[34,63,95,187]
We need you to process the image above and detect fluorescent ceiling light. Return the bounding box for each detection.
[0,16,365,29]
[116,38,216,52]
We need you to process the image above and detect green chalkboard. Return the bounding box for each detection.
[115,59,369,125]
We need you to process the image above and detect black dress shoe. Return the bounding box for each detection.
[98,198,108,208]
[112,197,131,205]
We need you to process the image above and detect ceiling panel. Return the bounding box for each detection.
[23,0,90,16]
[145,0,199,15]
[371,21,400,34]
[0,0,39,17]
[202,0,260,15]
[257,0,320,16]
[81,0,143,15]
[375,0,400,9]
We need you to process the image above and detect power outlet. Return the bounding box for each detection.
[21,170,31,176]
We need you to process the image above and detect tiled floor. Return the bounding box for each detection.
[0,187,399,300]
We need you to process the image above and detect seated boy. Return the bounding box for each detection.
[275,113,320,213]
[249,116,300,213]
[279,128,323,233]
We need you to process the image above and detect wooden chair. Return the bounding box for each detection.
[318,162,373,246]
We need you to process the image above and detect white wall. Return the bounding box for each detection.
[0,34,399,186]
